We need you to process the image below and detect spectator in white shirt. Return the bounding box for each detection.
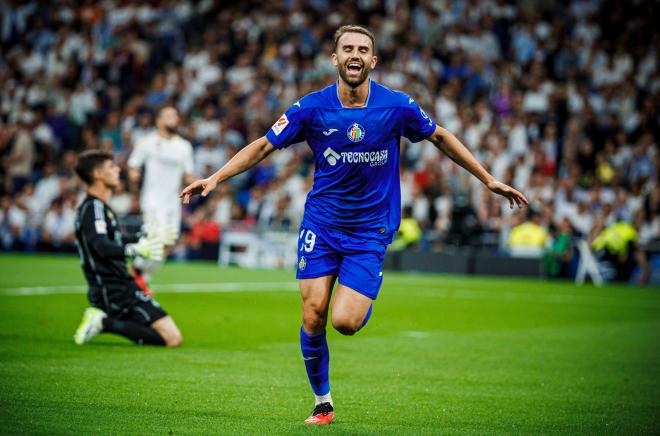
[195,136,226,177]
[194,104,221,143]
[0,196,26,249]
[41,196,76,250]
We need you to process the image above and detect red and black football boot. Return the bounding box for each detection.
[304,402,334,425]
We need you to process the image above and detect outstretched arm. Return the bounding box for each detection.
[426,126,528,209]
[180,136,276,204]
[79,201,162,260]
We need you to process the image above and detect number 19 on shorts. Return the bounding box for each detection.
[299,229,316,253]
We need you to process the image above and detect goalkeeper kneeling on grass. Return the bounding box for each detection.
[72,150,182,347]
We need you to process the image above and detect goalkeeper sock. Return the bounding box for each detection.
[300,327,331,400]
[102,318,165,346]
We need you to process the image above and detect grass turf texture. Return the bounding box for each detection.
[0,254,658,435]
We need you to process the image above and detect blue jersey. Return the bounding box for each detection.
[265,80,436,243]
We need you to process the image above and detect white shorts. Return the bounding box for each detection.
[142,206,182,238]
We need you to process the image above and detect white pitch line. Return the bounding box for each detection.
[401,331,430,339]
[0,282,298,296]
[0,283,653,308]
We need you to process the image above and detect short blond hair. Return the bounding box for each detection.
[333,25,376,52]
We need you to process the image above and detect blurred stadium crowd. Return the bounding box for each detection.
[0,0,658,281]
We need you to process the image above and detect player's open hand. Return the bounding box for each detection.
[180,177,217,204]
[487,180,529,209]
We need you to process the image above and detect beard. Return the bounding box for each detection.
[337,61,370,88]
[164,125,178,135]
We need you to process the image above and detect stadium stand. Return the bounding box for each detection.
[0,0,658,284]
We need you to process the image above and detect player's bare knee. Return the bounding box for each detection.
[158,323,183,347]
[302,312,326,334]
[302,302,327,332]
[164,330,183,347]
[165,337,182,348]
[304,299,326,316]
[331,315,360,336]
[335,324,358,336]
[334,323,358,336]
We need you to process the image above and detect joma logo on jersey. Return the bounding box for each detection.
[347,123,365,142]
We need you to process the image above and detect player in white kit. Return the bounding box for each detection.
[128,106,195,290]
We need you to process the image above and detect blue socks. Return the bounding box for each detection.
[300,304,373,398]
[358,303,373,331]
[300,327,330,396]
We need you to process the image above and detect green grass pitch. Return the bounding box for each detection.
[0,254,658,434]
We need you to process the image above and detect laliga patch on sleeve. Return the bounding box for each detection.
[271,114,289,136]
[95,220,107,234]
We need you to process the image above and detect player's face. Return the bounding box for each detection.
[332,32,377,87]
[95,160,120,189]
[158,107,180,133]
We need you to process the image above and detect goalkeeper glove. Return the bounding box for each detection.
[125,236,164,261]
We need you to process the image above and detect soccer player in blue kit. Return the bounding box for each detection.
[181,25,528,424]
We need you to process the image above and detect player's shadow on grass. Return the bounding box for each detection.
[83,341,134,348]
[0,334,151,349]
[84,339,172,348]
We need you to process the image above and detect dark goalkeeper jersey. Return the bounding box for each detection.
[74,194,139,306]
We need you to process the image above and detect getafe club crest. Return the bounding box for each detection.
[347,123,365,142]
[299,256,307,271]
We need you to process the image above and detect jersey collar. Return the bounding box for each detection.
[335,79,372,109]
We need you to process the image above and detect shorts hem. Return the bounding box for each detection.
[149,311,168,325]
[296,269,340,280]
[337,278,378,300]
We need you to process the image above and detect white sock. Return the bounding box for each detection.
[315,392,333,406]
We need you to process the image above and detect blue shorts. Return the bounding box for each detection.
[296,224,387,300]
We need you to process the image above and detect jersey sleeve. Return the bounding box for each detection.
[127,138,147,168]
[122,230,142,244]
[401,97,437,143]
[183,141,194,175]
[265,102,309,149]
[79,200,126,259]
